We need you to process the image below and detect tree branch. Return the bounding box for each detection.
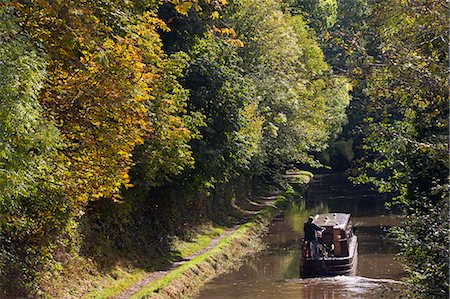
[380,126,448,154]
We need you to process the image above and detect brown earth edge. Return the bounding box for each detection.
[114,194,293,299]
[110,227,239,299]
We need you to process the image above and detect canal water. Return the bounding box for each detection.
[196,172,406,298]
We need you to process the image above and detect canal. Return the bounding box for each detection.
[196,172,406,298]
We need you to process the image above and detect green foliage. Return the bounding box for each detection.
[184,34,264,186]
[223,1,350,172]
[0,8,60,203]
[159,0,350,182]
[285,0,338,30]
[319,138,354,167]
[0,0,204,296]
[0,6,76,296]
[287,0,448,296]
[0,0,351,296]
[348,0,448,297]
[392,200,449,297]
[133,51,204,188]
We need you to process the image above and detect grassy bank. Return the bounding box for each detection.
[82,226,226,299]
[80,172,311,299]
[81,196,290,299]
[131,196,291,299]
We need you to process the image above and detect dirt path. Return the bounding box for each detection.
[111,226,238,299]
[111,198,277,299]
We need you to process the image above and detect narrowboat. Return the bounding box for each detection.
[300,213,358,277]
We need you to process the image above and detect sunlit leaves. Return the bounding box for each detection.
[236,102,264,167]
[0,5,64,222]
[41,34,151,202]
[223,0,350,170]
[17,1,201,201]
[135,52,204,188]
[350,0,449,296]
[0,6,75,295]
[1,0,353,296]
[184,34,262,185]
[287,0,338,30]
[171,0,227,17]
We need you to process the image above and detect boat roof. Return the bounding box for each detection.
[313,213,351,230]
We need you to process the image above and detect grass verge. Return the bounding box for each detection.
[131,196,290,299]
[82,225,226,299]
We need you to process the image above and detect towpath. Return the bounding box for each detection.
[111,196,278,299]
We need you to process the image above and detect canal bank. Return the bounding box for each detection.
[195,171,406,299]
[130,195,291,299]
[83,171,312,299]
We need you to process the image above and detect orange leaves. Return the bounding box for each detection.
[12,0,204,202]
[213,26,236,38]
[1,1,23,9]
[227,38,244,47]
[210,11,220,19]
[211,26,244,47]
[35,15,162,203]
[31,0,202,201]
[175,2,197,15]
[171,0,228,19]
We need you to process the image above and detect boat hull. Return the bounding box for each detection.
[300,239,358,277]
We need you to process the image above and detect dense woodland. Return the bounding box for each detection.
[0,0,448,298]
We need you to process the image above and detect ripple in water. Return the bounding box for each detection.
[286,275,405,298]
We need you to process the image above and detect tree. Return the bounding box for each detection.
[223,0,350,174]
[284,0,338,31]
[16,0,202,201]
[0,0,209,296]
[354,0,449,296]
[0,6,74,295]
[184,34,264,187]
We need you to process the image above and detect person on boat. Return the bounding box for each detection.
[315,229,327,257]
[304,217,325,258]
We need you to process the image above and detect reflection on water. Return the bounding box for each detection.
[289,276,404,299]
[196,172,406,298]
[285,200,328,235]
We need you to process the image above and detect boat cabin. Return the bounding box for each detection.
[300,213,358,277]
[313,213,355,257]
